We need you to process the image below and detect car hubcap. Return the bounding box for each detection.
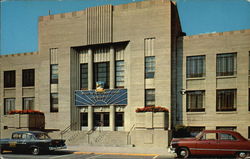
[33,148,38,154]
[239,152,246,158]
[180,150,187,157]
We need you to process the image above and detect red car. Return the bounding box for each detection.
[170,130,250,158]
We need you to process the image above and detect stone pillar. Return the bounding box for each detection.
[88,48,93,90]
[110,46,115,89]
[88,106,93,130]
[110,105,115,131]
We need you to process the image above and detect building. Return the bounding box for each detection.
[0,0,250,147]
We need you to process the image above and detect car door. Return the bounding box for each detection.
[194,132,219,155]
[217,133,240,155]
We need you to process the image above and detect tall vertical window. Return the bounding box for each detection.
[80,64,88,89]
[216,89,237,111]
[51,64,58,84]
[217,53,237,76]
[23,97,35,110]
[4,98,15,115]
[4,70,15,88]
[50,93,58,112]
[145,56,155,78]
[94,62,109,88]
[186,55,205,78]
[145,89,155,106]
[115,60,124,88]
[186,90,205,112]
[22,69,35,87]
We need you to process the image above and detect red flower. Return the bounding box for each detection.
[135,106,169,112]
[8,110,44,115]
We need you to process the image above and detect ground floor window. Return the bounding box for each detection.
[216,126,237,131]
[80,113,88,127]
[23,97,35,110]
[248,127,250,139]
[115,112,124,127]
[4,98,15,115]
[94,112,109,127]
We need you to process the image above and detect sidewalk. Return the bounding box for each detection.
[66,145,176,158]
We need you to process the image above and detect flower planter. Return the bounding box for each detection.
[135,112,168,129]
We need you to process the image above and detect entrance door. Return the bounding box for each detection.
[93,112,109,127]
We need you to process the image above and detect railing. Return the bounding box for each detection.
[126,124,135,145]
[60,122,78,139]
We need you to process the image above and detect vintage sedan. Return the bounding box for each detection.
[0,131,66,155]
[170,130,250,158]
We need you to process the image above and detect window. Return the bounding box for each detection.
[145,56,155,78]
[218,133,237,141]
[115,61,124,88]
[4,98,15,115]
[186,90,205,112]
[23,97,35,110]
[50,93,58,112]
[80,64,88,89]
[201,133,217,140]
[216,126,237,131]
[188,127,205,137]
[248,127,250,139]
[186,55,205,78]
[4,70,15,88]
[216,89,237,111]
[145,89,155,106]
[115,112,124,127]
[80,113,88,127]
[22,69,35,87]
[94,62,109,89]
[217,53,237,76]
[51,64,58,84]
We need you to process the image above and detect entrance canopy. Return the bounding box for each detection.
[75,89,127,106]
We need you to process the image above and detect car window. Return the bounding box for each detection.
[12,133,22,139]
[34,133,50,140]
[201,133,217,140]
[219,133,237,141]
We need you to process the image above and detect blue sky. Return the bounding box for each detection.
[0,0,250,55]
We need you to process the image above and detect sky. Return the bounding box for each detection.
[0,0,250,55]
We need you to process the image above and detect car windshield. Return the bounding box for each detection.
[34,133,51,140]
[195,132,203,139]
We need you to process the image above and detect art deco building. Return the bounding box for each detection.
[0,0,250,147]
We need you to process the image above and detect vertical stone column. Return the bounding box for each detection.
[110,46,115,89]
[88,106,93,130]
[110,105,115,131]
[88,48,93,90]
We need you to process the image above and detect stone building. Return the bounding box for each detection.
[0,0,250,147]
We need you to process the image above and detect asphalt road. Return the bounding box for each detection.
[0,151,161,159]
[0,151,236,159]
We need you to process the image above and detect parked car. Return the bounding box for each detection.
[169,130,250,158]
[0,131,66,155]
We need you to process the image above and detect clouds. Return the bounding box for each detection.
[246,0,250,2]
[0,0,7,3]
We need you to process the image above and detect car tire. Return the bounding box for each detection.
[31,147,40,155]
[236,152,247,159]
[177,147,190,158]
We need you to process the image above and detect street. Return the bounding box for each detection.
[0,150,236,159]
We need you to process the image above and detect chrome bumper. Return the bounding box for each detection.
[49,145,67,151]
[168,146,176,154]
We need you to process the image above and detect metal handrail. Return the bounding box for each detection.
[60,122,78,139]
[126,124,135,145]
